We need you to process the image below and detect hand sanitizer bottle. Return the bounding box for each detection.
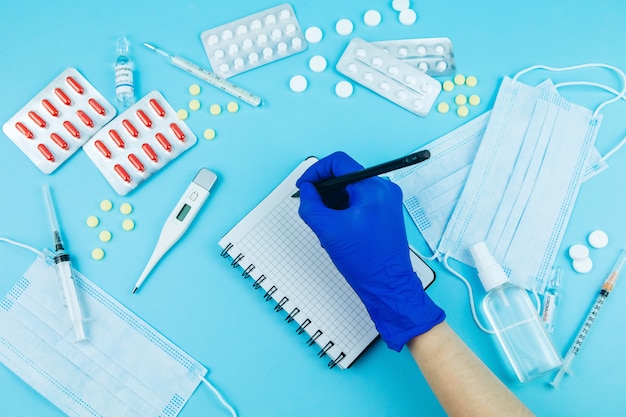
[115,36,135,107]
[470,242,562,383]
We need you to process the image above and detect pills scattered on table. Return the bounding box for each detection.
[392,0,411,11]
[454,74,466,86]
[455,94,467,106]
[122,219,135,231]
[91,248,105,261]
[335,81,354,98]
[120,202,133,215]
[466,75,478,87]
[456,106,469,117]
[363,10,382,27]
[437,102,450,114]
[204,128,216,140]
[442,80,455,92]
[189,99,201,111]
[209,104,222,115]
[309,55,328,72]
[226,101,239,113]
[290,75,308,93]
[573,257,593,274]
[188,84,201,96]
[469,94,481,106]
[305,26,323,44]
[588,230,609,249]
[86,215,99,228]
[569,244,589,260]
[99,230,112,243]
[100,199,113,212]
[398,9,417,25]
[177,109,189,120]
[336,18,354,36]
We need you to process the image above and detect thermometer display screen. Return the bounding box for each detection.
[176,204,192,221]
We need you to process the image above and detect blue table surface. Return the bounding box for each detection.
[2,1,626,416]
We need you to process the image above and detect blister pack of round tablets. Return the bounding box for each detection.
[200,3,308,78]
[337,38,442,117]
[83,91,197,196]
[372,38,455,77]
[2,68,116,174]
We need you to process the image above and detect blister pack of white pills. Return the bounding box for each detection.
[200,3,308,78]
[83,91,197,196]
[372,37,455,77]
[337,38,442,117]
[2,68,116,174]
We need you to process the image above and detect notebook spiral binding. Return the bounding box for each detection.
[220,242,345,369]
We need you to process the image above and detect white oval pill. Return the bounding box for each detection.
[363,10,382,27]
[399,9,417,25]
[588,230,609,249]
[305,26,323,43]
[335,18,354,36]
[573,257,593,274]
[335,81,354,98]
[309,55,327,72]
[289,75,308,93]
[569,244,589,260]
[392,0,410,11]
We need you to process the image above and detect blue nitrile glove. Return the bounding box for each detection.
[296,152,445,351]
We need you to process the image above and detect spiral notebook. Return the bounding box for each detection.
[218,157,435,369]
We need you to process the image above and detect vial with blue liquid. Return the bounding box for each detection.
[115,36,135,107]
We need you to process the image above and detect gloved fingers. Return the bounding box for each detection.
[296,152,364,188]
[348,176,404,208]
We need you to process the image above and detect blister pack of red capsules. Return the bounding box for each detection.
[2,68,116,174]
[83,91,197,196]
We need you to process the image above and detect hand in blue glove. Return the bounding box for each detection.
[296,151,445,351]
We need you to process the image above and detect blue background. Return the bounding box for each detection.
[1,1,626,416]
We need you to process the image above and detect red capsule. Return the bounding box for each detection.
[54,88,72,105]
[94,140,111,158]
[63,121,81,138]
[122,119,139,137]
[114,164,131,182]
[88,98,106,115]
[155,133,172,151]
[77,110,94,127]
[42,99,59,117]
[50,133,68,150]
[15,122,34,139]
[142,143,158,162]
[169,123,185,141]
[66,76,84,94]
[128,153,145,172]
[136,109,152,127]
[37,144,55,161]
[149,99,166,117]
[28,111,46,128]
[108,129,125,148]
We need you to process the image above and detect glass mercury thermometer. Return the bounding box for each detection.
[132,168,218,293]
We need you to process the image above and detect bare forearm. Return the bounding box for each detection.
[407,321,534,417]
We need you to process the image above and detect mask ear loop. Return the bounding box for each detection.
[200,376,238,417]
[0,236,43,257]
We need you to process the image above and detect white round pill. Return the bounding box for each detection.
[573,257,593,274]
[291,37,303,50]
[305,26,323,44]
[277,42,288,54]
[588,230,609,249]
[289,75,308,93]
[207,34,219,45]
[336,18,354,36]
[335,81,354,98]
[285,23,296,35]
[309,55,327,72]
[363,10,382,27]
[569,244,589,260]
[399,9,417,25]
[392,0,411,11]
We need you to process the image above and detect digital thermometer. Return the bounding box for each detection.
[132,168,218,293]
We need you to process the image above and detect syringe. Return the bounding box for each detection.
[143,42,262,107]
[43,185,86,342]
[550,248,626,387]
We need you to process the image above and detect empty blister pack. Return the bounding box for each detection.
[372,37,455,77]
[2,68,116,174]
[200,3,307,78]
[83,91,197,196]
[337,38,442,117]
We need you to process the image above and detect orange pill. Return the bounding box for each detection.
[108,129,125,148]
[114,164,131,182]
[50,133,68,150]
[28,111,46,128]
[37,144,55,161]
[88,98,106,115]
[128,153,145,172]
[77,110,94,127]
[149,99,166,117]
[169,123,185,141]
[42,99,59,116]
[136,109,152,127]
[142,143,158,162]
[122,119,138,137]
[94,140,111,158]
[54,88,71,105]
[15,122,34,139]
[155,133,172,151]
[63,121,81,138]
[66,76,84,94]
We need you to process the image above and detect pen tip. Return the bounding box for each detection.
[132,287,138,294]
[291,190,300,198]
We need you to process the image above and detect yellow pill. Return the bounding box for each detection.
[226,101,239,113]
[100,199,113,212]
[437,102,450,114]
[122,219,135,231]
[91,248,105,261]
[177,109,189,120]
[189,84,201,96]
[442,80,455,92]
[204,128,216,140]
[455,94,467,106]
[469,94,481,106]
[457,105,469,117]
[99,230,112,243]
[453,74,466,86]
[86,215,99,228]
[120,202,133,215]
[210,104,222,115]
[189,99,201,111]
[465,75,478,87]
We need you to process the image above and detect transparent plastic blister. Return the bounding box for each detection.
[2,67,116,174]
[337,38,442,117]
[200,3,308,78]
[83,91,197,196]
[372,37,455,77]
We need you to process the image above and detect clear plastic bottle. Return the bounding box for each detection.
[115,36,135,107]
[470,242,562,383]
